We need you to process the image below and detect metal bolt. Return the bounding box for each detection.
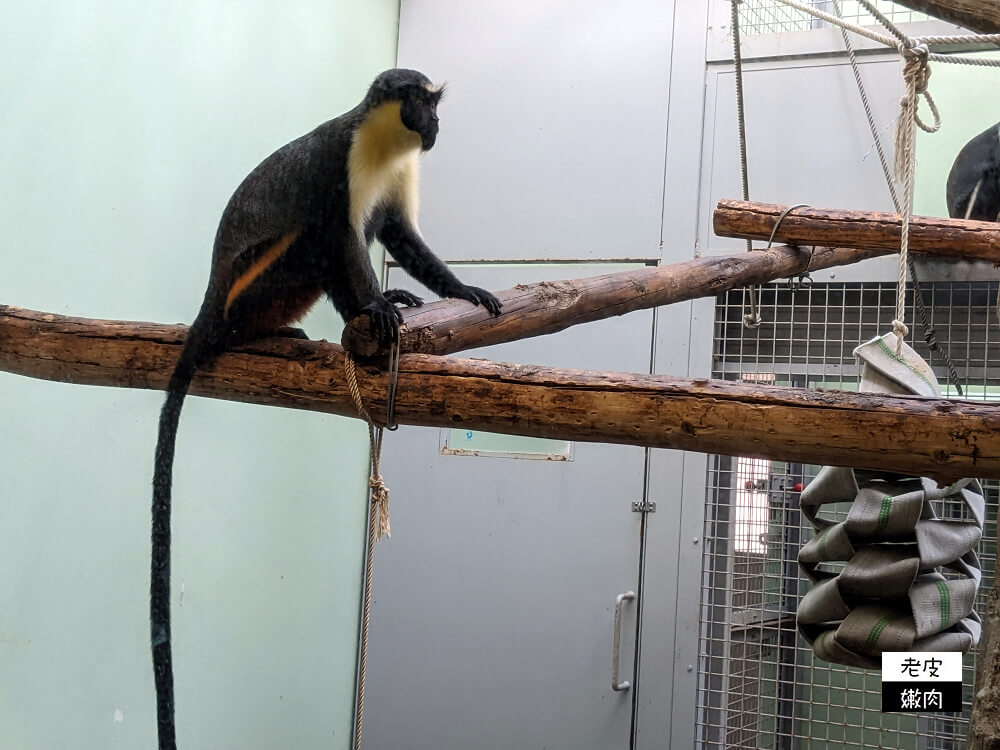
[687,665,694,672]
[693,537,700,544]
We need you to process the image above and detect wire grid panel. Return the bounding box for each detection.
[737,0,929,36]
[698,281,999,750]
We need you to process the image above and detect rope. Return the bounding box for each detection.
[774,0,1000,54]
[914,34,1000,46]
[833,0,964,393]
[774,0,997,364]
[889,46,925,354]
[731,0,751,210]
[731,1,762,329]
[927,53,1000,67]
[345,348,398,750]
[833,0,899,208]
[776,0,900,47]
[856,0,906,46]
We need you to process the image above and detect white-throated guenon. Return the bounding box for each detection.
[151,68,501,750]
[947,121,1000,222]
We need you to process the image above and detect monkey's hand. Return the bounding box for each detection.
[383,289,424,307]
[360,296,405,344]
[456,285,503,316]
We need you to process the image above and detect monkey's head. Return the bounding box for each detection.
[365,68,445,151]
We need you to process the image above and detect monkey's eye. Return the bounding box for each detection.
[415,97,424,106]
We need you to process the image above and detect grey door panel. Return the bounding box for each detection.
[363,263,652,749]
[397,0,673,262]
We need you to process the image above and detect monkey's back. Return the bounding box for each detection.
[197,109,367,338]
[947,122,1000,221]
[213,110,361,261]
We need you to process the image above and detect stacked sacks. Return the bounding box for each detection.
[796,332,984,668]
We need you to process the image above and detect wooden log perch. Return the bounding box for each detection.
[343,243,887,356]
[713,200,1000,261]
[892,0,1000,33]
[3,304,1000,482]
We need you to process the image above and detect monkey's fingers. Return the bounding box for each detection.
[383,288,424,308]
[361,299,404,344]
[464,286,503,316]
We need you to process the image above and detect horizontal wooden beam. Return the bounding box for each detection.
[893,0,1000,33]
[343,243,885,356]
[2,305,998,482]
[713,200,1000,261]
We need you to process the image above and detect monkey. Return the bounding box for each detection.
[946,121,1000,222]
[150,68,501,750]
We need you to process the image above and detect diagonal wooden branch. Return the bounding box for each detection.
[343,243,888,356]
[348,201,1000,357]
[3,305,1000,481]
[891,0,1000,33]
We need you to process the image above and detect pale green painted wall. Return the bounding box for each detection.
[0,2,398,748]
[914,50,1000,218]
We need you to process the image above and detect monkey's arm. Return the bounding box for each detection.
[323,231,407,343]
[377,211,502,315]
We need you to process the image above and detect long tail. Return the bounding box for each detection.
[151,327,216,750]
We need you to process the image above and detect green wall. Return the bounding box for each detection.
[914,50,1000,218]
[0,2,398,748]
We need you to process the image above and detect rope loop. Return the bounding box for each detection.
[915,89,941,135]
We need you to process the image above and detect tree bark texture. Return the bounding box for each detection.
[713,200,1000,261]
[892,0,1000,33]
[3,305,1000,482]
[342,243,886,356]
[970,583,1000,749]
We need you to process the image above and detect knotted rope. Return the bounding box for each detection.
[344,345,399,750]
[831,0,963,392]
[891,43,941,354]
[345,353,392,541]
[770,0,1000,355]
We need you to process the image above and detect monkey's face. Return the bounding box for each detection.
[399,85,443,151]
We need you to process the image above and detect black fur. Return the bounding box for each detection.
[947,122,1000,222]
[150,68,500,750]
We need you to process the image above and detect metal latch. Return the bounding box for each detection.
[631,500,656,513]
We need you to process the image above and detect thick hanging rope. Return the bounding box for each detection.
[345,354,393,541]
[832,0,964,394]
[892,43,942,355]
[772,0,1000,357]
[345,348,398,750]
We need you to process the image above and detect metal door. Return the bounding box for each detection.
[362,263,654,750]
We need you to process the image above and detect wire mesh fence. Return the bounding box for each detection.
[736,0,930,37]
[698,281,998,749]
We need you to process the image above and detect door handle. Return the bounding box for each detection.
[612,590,636,692]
